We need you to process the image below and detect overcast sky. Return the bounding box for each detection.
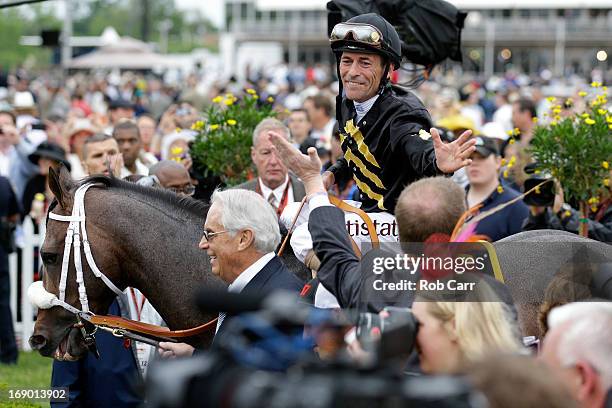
[175,0,224,28]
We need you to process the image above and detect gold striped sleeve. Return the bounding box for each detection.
[352,175,386,211]
[344,149,386,190]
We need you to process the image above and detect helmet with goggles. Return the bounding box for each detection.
[330,13,402,70]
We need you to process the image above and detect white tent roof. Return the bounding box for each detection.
[69,29,181,70]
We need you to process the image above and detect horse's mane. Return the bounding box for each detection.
[79,175,210,218]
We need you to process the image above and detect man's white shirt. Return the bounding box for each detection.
[259,176,294,206]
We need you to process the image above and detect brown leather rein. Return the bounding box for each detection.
[82,194,380,346]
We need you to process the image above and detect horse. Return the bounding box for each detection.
[31,165,609,360]
[29,166,309,360]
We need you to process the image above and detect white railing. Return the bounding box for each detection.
[9,217,43,351]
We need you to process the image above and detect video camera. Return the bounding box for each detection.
[146,291,484,408]
[523,162,556,207]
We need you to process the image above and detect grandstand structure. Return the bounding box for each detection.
[221,0,612,77]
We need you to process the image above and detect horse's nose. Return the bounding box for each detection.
[29,334,48,350]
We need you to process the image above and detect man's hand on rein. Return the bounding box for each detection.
[268,131,326,196]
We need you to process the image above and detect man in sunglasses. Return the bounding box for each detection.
[324,13,475,214]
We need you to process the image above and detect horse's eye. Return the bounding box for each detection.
[41,252,59,265]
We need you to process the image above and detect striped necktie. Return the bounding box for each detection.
[267,192,277,210]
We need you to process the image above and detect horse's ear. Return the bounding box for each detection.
[48,164,75,209]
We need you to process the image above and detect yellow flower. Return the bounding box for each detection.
[509,138,515,145]
[552,108,561,115]
[513,127,521,136]
[591,206,598,213]
[506,130,514,137]
[585,118,596,125]
[546,96,556,103]
[551,120,558,126]
[588,197,600,204]
[171,146,184,155]
[603,86,608,92]
[224,99,234,106]
[225,92,234,98]
[246,88,257,95]
[578,91,588,97]
[532,117,538,124]
[509,155,516,165]
[598,109,607,115]
[210,124,220,131]
[564,210,572,218]
[591,81,602,88]
[604,178,610,187]
[591,100,601,108]
[191,120,205,131]
[267,96,274,103]
[534,169,540,174]
[252,95,259,100]
[497,185,504,194]
[606,116,612,123]
[564,98,573,107]
[609,124,612,130]
[535,186,541,194]
[501,158,507,166]
[226,119,237,126]
[603,161,610,169]
[212,95,223,104]
[553,115,561,122]
[581,113,590,119]
[175,127,182,133]
[503,169,509,178]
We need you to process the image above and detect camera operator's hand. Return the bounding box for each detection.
[552,180,565,214]
[530,180,565,216]
[158,342,194,359]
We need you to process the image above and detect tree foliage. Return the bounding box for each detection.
[0,0,216,69]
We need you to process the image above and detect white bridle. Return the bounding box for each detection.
[28,183,123,316]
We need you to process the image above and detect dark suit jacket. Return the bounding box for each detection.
[213,256,303,346]
[235,173,306,201]
[308,206,516,313]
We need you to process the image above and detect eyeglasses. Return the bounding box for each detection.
[202,230,227,242]
[330,23,383,48]
[168,184,196,196]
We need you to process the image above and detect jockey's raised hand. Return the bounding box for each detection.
[268,131,326,196]
[431,128,476,173]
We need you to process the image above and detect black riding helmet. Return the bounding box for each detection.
[330,13,402,70]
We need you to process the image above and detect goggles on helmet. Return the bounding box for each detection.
[330,23,383,49]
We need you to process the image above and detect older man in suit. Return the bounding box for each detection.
[237,118,306,217]
[158,188,303,357]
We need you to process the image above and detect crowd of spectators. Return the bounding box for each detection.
[0,63,610,408]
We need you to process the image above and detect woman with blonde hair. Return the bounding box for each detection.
[412,274,524,374]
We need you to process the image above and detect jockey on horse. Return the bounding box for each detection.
[283,13,476,280]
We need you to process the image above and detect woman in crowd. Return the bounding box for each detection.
[412,276,524,374]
